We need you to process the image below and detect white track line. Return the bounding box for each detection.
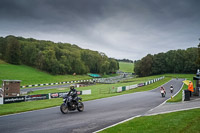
[93,115,141,133]
[145,106,200,116]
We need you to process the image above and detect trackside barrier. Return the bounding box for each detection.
[20,79,98,88]
[1,90,91,104]
[117,76,165,93]
[0,97,3,104]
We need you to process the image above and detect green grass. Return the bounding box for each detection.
[0,60,91,86]
[0,75,170,116]
[101,74,119,78]
[101,108,200,133]
[119,62,134,73]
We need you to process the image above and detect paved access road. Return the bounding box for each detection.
[0,79,184,133]
[20,84,71,93]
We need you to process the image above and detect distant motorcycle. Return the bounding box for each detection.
[60,95,84,114]
[161,90,166,97]
[160,86,166,97]
[170,87,174,93]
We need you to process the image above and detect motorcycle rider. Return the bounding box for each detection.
[67,84,78,103]
[170,85,174,93]
[160,86,166,95]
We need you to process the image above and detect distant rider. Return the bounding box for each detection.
[170,85,174,91]
[67,84,78,103]
[160,86,166,95]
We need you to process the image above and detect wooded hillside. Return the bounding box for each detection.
[0,35,119,75]
[134,47,200,76]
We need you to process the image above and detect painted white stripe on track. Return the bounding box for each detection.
[146,106,200,116]
[93,115,141,133]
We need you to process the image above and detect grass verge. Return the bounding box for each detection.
[100,108,200,133]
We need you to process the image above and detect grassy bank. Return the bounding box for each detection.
[119,62,134,73]
[0,75,170,116]
[101,108,200,133]
[0,60,91,86]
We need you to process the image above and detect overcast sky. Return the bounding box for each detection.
[0,0,199,60]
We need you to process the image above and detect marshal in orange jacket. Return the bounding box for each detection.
[188,82,194,92]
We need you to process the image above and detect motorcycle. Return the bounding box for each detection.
[161,90,166,97]
[170,87,174,93]
[60,95,84,114]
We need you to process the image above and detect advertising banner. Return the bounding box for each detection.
[4,96,25,104]
[25,94,49,101]
[137,83,145,87]
[50,93,59,98]
[58,92,68,98]
[82,90,91,95]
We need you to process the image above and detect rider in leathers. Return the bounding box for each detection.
[67,85,78,104]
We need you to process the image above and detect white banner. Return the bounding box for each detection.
[117,87,122,92]
[0,88,3,104]
[0,98,3,104]
[82,90,91,95]
[130,84,137,89]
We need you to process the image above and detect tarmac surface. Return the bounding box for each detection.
[20,84,71,93]
[145,96,200,116]
[0,78,189,133]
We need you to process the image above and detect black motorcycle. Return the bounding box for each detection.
[60,95,84,114]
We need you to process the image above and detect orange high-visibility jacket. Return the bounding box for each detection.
[188,82,194,92]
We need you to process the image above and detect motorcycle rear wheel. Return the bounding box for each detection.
[77,102,84,112]
[60,103,69,114]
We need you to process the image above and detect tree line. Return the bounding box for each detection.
[134,47,200,77]
[0,35,119,75]
[116,59,133,63]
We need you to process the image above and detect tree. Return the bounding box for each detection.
[139,54,153,76]
[5,36,21,65]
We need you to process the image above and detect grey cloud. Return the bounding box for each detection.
[0,0,199,60]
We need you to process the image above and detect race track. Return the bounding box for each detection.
[0,78,184,133]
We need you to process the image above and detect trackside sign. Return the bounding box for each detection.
[4,96,25,104]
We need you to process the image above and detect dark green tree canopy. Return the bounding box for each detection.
[134,47,199,77]
[0,35,119,75]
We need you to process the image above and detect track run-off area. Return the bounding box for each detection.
[0,78,184,133]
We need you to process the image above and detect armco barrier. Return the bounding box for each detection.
[1,90,91,104]
[21,79,97,88]
[116,76,165,93]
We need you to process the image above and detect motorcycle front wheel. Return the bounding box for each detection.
[77,102,84,112]
[60,103,69,114]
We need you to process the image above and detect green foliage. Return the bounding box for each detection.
[5,36,21,65]
[101,108,200,133]
[135,48,199,76]
[0,35,119,75]
[119,62,134,73]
